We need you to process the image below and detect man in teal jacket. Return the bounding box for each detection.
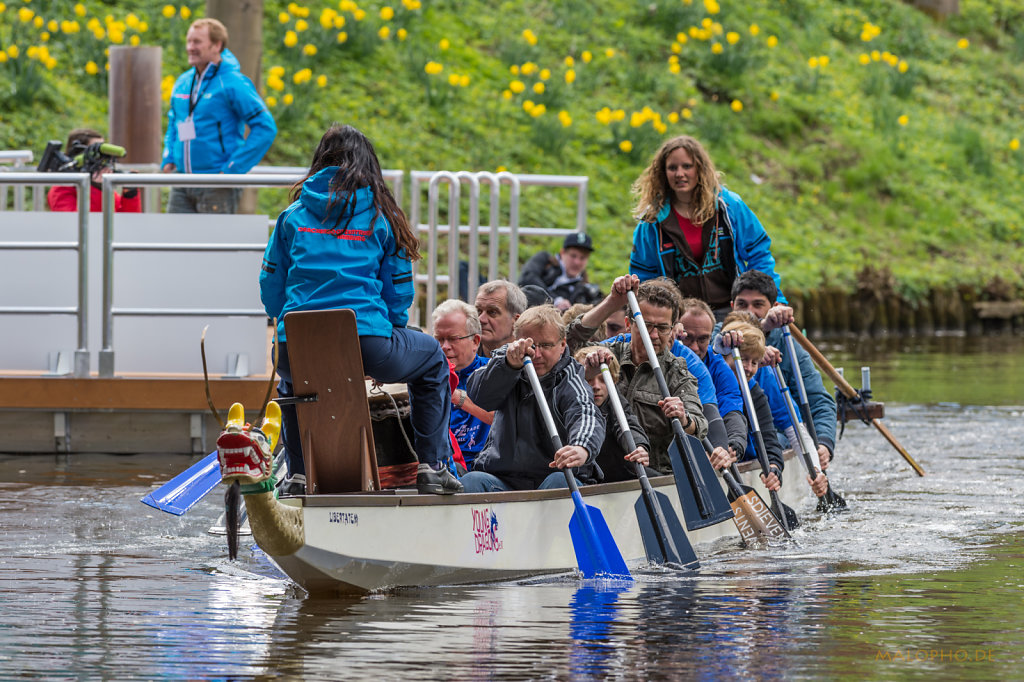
[162,18,276,214]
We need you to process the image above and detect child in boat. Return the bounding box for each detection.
[463,305,605,492]
[715,320,786,492]
[573,345,653,482]
[259,123,462,495]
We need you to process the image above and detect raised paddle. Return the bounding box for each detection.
[727,346,797,533]
[786,324,925,476]
[599,363,699,569]
[523,357,632,579]
[698,436,789,545]
[770,364,847,512]
[141,451,221,515]
[626,291,734,531]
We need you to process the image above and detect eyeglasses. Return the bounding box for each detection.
[644,322,673,335]
[532,341,562,351]
[434,333,475,345]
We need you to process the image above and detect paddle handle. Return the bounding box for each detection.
[699,436,747,500]
[522,358,579,488]
[771,365,820,480]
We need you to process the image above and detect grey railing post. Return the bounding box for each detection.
[426,171,459,322]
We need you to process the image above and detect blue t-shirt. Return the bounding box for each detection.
[451,354,491,467]
[607,334,717,406]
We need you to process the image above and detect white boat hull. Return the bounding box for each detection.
[253,453,810,594]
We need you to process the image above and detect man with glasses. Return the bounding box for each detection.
[568,277,707,473]
[462,306,604,492]
[431,299,494,470]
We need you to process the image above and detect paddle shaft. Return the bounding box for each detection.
[728,347,791,534]
[771,365,825,494]
[625,291,713,517]
[786,324,925,476]
[782,328,821,447]
[522,358,613,569]
[600,365,692,564]
[700,436,748,500]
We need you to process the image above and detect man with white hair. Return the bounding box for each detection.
[432,299,494,470]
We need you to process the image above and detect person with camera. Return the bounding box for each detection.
[518,232,603,312]
[161,18,277,214]
[46,129,141,213]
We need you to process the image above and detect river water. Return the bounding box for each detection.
[1,338,1022,680]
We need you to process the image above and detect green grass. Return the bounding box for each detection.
[2,0,1023,302]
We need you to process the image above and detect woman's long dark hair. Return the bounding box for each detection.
[291,124,419,261]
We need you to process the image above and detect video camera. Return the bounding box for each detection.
[37,139,127,175]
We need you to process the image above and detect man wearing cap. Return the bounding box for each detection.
[518,232,602,312]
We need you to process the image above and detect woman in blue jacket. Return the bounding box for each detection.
[260,124,462,495]
[629,135,785,319]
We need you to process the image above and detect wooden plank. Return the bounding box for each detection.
[284,310,380,495]
[0,376,273,411]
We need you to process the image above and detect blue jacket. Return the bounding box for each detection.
[702,348,744,418]
[259,166,414,340]
[766,327,837,455]
[753,366,796,434]
[629,188,787,304]
[162,49,277,174]
[451,354,492,465]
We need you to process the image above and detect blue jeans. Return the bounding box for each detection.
[276,329,451,476]
[167,187,240,214]
[461,471,580,493]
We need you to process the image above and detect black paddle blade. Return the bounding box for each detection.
[669,436,735,531]
[634,491,700,570]
[816,484,849,514]
[225,480,240,561]
[772,494,800,531]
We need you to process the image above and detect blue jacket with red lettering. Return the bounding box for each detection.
[259,166,414,340]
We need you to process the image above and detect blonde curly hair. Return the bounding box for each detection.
[631,135,722,225]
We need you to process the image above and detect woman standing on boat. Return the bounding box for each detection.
[629,135,785,321]
[259,124,462,495]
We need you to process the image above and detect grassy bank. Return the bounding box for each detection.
[2,0,1023,302]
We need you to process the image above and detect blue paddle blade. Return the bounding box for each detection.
[634,491,700,570]
[140,452,221,516]
[568,502,632,580]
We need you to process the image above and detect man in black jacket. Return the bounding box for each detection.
[519,233,602,312]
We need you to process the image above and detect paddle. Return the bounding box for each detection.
[786,324,925,476]
[599,363,699,569]
[770,364,847,512]
[697,436,789,545]
[625,291,734,531]
[727,346,797,534]
[141,451,221,515]
[523,357,632,579]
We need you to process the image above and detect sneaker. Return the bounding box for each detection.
[417,463,463,495]
[277,473,306,497]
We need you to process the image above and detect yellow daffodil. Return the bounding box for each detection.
[502,89,513,100]
[295,19,308,31]
[565,69,576,84]
[595,107,612,125]
[749,24,760,36]
[957,38,969,49]
[858,53,870,65]
[522,29,537,46]
[820,55,830,67]
[605,48,616,58]
[510,65,520,75]
[619,140,633,152]
[380,7,394,20]
[669,62,680,74]
[533,82,545,94]
[130,35,140,46]
[266,96,277,107]
[317,75,327,87]
[581,50,592,63]
[671,42,682,54]
[612,109,626,122]
[711,43,723,55]
[74,3,87,17]
[163,5,177,18]
[17,7,32,22]
[730,99,743,112]
[766,35,778,48]
[558,110,572,127]
[334,15,346,28]
[521,62,537,76]
[539,68,550,80]
[704,0,720,15]
[1010,138,1020,151]
[378,26,390,39]
[283,93,294,105]
[278,11,290,23]
[522,99,535,113]
[459,74,469,87]
[871,50,881,61]
[439,38,450,51]
[726,31,739,45]
[424,61,443,75]
[509,80,525,93]
[897,114,908,126]
[284,31,298,47]
[337,32,348,43]
[898,60,908,73]
[770,91,779,101]
[85,60,99,74]
[448,73,459,86]
[564,56,574,67]
[668,111,679,123]
[270,65,285,77]
[397,28,407,40]
[181,7,191,19]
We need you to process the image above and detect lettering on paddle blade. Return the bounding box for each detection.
[746,491,786,537]
[472,507,503,555]
[730,503,759,545]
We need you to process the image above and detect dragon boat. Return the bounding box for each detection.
[213,310,811,595]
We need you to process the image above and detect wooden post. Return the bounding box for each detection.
[207,0,265,214]
[108,46,163,168]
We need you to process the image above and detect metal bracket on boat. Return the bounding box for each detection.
[273,393,318,406]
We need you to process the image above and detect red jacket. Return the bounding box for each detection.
[47,183,142,213]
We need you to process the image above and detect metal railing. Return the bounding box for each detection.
[0,150,35,211]
[98,172,302,376]
[0,173,91,376]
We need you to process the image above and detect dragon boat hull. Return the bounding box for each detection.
[248,453,810,595]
